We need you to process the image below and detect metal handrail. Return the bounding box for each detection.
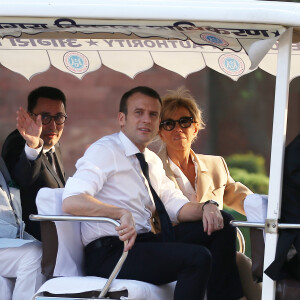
[231,221,265,229]
[278,224,300,229]
[231,220,300,229]
[30,214,128,299]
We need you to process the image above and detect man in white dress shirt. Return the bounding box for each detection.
[62,86,243,300]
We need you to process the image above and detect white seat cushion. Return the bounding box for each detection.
[34,276,176,300]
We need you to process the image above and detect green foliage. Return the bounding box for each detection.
[229,167,269,194]
[226,152,266,175]
[254,70,264,81]
[224,153,270,258]
[240,89,254,100]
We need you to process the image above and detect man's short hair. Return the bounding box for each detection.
[27,86,66,112]
[119,86,162,115]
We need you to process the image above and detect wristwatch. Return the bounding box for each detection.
[202,200,219,211]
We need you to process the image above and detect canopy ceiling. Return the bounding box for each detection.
[0,17,296,81]
[0,0,299,81]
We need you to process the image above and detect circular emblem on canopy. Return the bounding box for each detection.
[218,54,245,76]
[200,33,229,47]
[63,51,89,74]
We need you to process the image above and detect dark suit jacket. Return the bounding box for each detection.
[265,134,300,280]
[1,129,65,240]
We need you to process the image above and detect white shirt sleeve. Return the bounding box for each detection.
[146,150,189,223]
[24,139,43,161]
[244,193,268,222]
[159,172,190,223]
[63,142,115,200]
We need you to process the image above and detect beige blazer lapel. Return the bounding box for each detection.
[158,145,179,189]
[191,151,216,204]
[158,146,216,203]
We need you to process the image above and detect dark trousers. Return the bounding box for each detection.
[85,211,243,300]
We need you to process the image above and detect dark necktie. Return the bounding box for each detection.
[45,149,55,168]
[45,149,65,184]
[136,152,175,242]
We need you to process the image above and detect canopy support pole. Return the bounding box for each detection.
[261,27,292,300]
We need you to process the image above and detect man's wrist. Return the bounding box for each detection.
[202,200,219,211]
[116,208,131,220]
[24,139,44,160]
[26,138,43,149]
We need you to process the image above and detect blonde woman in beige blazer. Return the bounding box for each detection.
[158,87,261,300]
[158,146,250,215]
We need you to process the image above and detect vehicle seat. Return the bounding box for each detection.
[33,187,176,300]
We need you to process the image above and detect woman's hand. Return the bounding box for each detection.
[202,204,224,235]
[116,210,137,252]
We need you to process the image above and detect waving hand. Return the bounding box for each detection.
[16,107,42,149]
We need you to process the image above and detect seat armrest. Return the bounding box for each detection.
[230,220,265,229]
[30,214,124,226]
[236,227,246,254]
[30,214,128,298]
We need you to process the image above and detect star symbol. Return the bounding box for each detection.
[272,30,280,37]
[86,39,98,46]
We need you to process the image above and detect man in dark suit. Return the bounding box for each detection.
[2,86,67,240]
[265,133,300,280]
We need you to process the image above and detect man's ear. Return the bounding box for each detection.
[118,112,126,127]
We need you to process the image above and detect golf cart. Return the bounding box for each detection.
[0,1,300,299]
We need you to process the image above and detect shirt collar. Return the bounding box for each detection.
[190,149,208,172]
[168,155,198,197]
[42,146,55,154]
[118,131,141,157]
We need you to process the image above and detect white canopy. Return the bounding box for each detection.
[0,0,299,81]
[0,37,300,81]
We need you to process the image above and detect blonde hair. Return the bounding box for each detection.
[161,87,205,130]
